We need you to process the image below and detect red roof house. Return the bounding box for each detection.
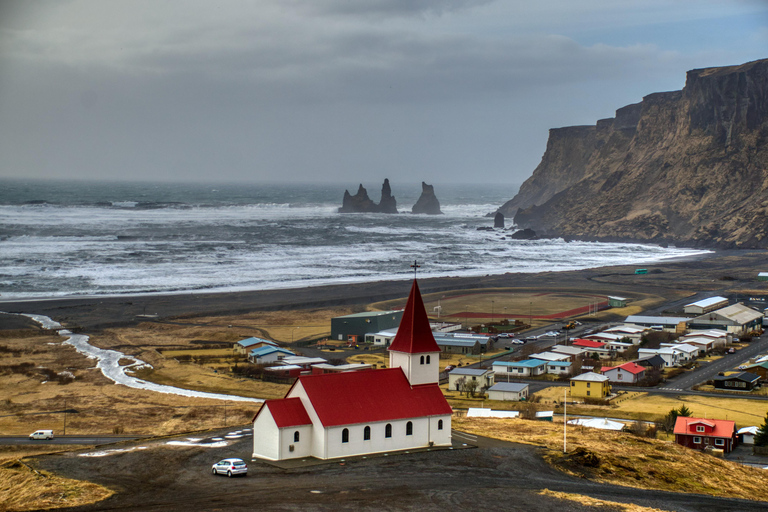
[600,362,646,384]
[674,416,737,453]
[572,339,606,349]
[252,279,452,461]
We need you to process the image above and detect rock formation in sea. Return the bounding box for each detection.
[497,58,768,249]
[494,212,505,228]
[338,179,398,213]
[411,182,443,215]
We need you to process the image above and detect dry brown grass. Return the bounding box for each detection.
[453,416,768,502]
[538,489,671,511]
[0,459,113,512]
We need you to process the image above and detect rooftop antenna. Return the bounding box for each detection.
[411,260,421,279]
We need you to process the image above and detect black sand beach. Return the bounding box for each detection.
[2,249,766,331]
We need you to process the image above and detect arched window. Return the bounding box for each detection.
[438,419,443,430]
[426,355,431,364]
[364,426,371,441]
[406,421,413,436]
[294,431,300,442]
[342,428,349,443]
[420,355,425,364]
[385,423,392,438]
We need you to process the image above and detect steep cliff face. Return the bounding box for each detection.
[501,58,768,248]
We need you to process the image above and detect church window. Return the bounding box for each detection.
[342,428,349,443]
[385,423,392,438]
[364,426,371,441]
[438,419,443,430]
[294,431,300,443]
[406,421,413,436]
[426,355,431,364]
[420,355,425,364]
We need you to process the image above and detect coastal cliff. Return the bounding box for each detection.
[499,58,768,249]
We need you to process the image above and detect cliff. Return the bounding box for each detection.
[411,182,443,215]
[499,58,768,249]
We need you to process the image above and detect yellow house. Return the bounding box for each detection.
[569,372,611,398]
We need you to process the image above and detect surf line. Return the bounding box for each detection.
[8,312,263,404]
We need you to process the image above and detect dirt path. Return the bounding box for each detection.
[32,428,766,512]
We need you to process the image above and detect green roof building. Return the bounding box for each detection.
[331,310,404,341]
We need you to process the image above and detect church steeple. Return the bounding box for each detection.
[388,279,440,385]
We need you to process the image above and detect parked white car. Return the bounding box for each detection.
[29,430,54,440]
[211,458,248,477]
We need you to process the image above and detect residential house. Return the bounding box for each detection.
[603,324,647,344]
[600,362,646,384]
[638,347,680,367]
[550,345,586,361]
[248,346,296,364]
[659,343,701,362]
[738,426,758,444]
[680,337,715,353]
[252,280,452,461]
[674,416,737,453]
[572,339,611,358]
[447,367,494,392]
[713,372,760,391]
[492,359,548,379]
[487,382,529,401]
[634,354,665,372]
[235,337,278,355]
[433,336,482,355]
[529,351,571,363]
[569,372,611,398]
[679,329,730,348]
[366,329,398,347]
[546,361,572,376]
[743,361,768,381]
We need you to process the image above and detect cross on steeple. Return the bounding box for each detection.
[411,260,421,279]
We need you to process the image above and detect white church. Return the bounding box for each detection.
[252,280,453,461]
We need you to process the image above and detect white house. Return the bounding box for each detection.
[447,368,494,392]
[491,359,548,378]
[248,346,296,364]
[603,325,647,343]
[366,329,398,346]
[679,329,730,348]
[638,347,679,367]
[546,361,572,375]
[252,280,452,461]
[550,345,586,361]
[601,362,646,384]
[487,382,529,401]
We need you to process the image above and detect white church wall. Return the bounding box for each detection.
[428,415,452,446]
[389,350,439,386]
[252,408,281,460]
[279,424,313,459]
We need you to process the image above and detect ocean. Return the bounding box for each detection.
[0,178,710,300]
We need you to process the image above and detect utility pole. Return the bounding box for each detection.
[63,399,67,437]
[563,389,567,453]
[224,401,227,426]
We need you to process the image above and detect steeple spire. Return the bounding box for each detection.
[388,279,440,354]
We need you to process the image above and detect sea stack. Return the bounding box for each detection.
[411,182,442,215]
[338,179,398,213]
[494,212,505,228]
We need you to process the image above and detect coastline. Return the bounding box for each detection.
[1,248,764,331]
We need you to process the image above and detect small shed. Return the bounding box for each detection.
[758,272,768,282]
[738,426,758,444]
[608,296,628,308]
[487,382,529,401]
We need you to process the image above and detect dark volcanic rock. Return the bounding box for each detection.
[378,179,398,214]
[411,182,443,215]
[494,212,505,228]
[498,58,768,249]
[338,179,398,213]
[509,228,537,240]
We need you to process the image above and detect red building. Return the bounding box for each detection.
[673,416,737,453]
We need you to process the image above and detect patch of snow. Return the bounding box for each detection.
[166,440,229,448]
[78,446,147,457]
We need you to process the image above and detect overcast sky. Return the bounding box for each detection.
[1,1,766,186]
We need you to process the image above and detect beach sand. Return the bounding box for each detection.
[1,249,766,331]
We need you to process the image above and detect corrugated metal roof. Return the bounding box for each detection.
[448,368,489,376]
[625,315,690,325]
[571,372,609,382]
[493,359,547,368]
[685,296,728,308]
[488,382,528,392]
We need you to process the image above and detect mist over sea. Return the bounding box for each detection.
[0,179,710,300]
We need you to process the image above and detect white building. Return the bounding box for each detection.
[683,296,729,315]
[638,347,680,367]
[487,382,529,401]
[252,280,452,461]
[447,368,494,392]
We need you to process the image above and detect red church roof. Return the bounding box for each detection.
[256,397,312,428]
[293,368,452,427]
[388,280,440,354]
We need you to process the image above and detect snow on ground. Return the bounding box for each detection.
[8,312,264,404]
[79,446,148,457]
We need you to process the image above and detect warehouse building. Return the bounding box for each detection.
[331,310,403,342]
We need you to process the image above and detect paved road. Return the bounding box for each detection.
[0,436,146,446]
[30,427,767,511]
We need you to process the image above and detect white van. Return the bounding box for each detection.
[29,430,54,440]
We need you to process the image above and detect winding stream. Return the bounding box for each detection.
[15,313,263,404]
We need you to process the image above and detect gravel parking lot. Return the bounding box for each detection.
[31,427,767,512]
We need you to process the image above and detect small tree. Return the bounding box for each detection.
[464,379,479,398]
[677,405,692,418]
[754,412,768,447]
